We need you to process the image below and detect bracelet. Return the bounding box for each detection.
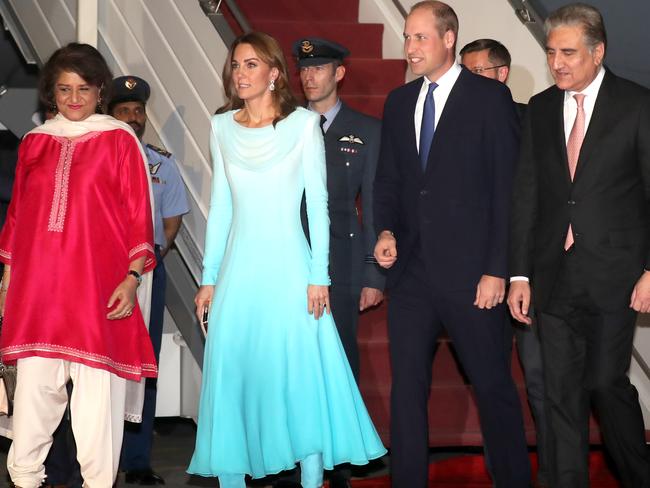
[127,270,142,286]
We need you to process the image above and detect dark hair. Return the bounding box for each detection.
[460,39,512,68]
[410,1,459,52]
[39,42,113,114]
[545,3,607,52]
[217,32,297,126]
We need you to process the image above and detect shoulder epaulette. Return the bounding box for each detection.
[146,143,171,158]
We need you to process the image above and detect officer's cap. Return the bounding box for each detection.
[292,38,350,68]
[110,76,150,108]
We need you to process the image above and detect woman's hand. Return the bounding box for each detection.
[195,285,215,330]
[307,285,331,320]
[107,276,138,320]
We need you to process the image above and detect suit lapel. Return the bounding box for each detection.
[406,79,424,171]
[326,103,349,139]
[552,88,572,184]
[573,71,614,182]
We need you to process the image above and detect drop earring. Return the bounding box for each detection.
[269,79,276,92]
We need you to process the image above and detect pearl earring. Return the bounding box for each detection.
[269,79,276,92]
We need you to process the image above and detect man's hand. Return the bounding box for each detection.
[630,270,650,313]
[359,287,383,311]
[507,280,533,325]
[474,274,505,309]
[374,231,397,269]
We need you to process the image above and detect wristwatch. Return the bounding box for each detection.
[127,270,142,286]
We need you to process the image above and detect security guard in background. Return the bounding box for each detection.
[275,38,385,488]
[110,75,190,485]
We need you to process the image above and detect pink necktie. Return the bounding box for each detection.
[564,93,586,250]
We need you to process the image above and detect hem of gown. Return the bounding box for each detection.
[1,349,157,382]
[187,447,388,480]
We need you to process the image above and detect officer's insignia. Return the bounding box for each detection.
[152,176,161,184]
[125,78,138,90]
[146,143,171,158]
[338,134,364,144]
[149,162,162,175]
[301,40,314,54]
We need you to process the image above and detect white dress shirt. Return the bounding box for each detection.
[414,62,463,153]
[511,66,606,283]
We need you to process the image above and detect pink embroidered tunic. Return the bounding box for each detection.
[0,129,157,381]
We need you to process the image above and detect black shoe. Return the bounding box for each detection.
[124,469,165,485]
[328,473,352,488]
[272,481,301,488]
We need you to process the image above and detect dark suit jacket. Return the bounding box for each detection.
[510,70,650,310]
[325,103,385,292]
[374,68,520,291]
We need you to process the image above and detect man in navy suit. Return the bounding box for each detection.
[373,2,530,487]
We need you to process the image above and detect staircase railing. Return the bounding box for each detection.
[198,0,250,46]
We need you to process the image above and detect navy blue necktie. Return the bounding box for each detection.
[419,82,438,170]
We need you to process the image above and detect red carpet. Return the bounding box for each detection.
[344,452,621,487]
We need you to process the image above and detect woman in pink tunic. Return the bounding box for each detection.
[0,43,156,488]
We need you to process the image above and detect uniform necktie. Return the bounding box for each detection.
[319,114,327,135]
[564,93,586,250]
[419,82,438,171]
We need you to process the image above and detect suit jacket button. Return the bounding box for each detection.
[420,190,428,196]
[568,200,576,205]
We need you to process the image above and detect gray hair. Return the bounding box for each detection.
[545,3,607,52]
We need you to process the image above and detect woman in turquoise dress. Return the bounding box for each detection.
[188,32,386,487]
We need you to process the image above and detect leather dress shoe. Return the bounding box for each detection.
[328,473,352,488]
[124,469,165,485]
[273,480,302,488]
[272,481,301,488]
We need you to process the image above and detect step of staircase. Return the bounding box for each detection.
[238,0,359,23]
[253,21,384,59]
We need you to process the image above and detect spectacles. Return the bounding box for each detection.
[469,64,507,74]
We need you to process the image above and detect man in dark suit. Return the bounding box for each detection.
[508,4,650,487]
[461,39,550,487]
[273,38,384,488]
[373,2,530,487]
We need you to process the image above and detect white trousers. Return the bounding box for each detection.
[7,357,127,488]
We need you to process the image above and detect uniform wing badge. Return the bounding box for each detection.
[149,162,162,175]
[338,134,364,144]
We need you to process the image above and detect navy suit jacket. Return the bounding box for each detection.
[374,68,520,291]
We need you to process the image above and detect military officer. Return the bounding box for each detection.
[110,75,190,485]
[276,37,385,488]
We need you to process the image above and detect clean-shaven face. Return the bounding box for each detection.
[403,7,455,81]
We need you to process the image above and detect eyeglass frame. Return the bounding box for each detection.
[468,64,508,75]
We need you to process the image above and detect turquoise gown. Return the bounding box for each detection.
[188,107,386,479]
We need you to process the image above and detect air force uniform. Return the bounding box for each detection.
[145,143,190,247]
[293,38,385,379]
[111,76,189,481]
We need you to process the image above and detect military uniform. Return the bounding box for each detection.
[323,102,384,378]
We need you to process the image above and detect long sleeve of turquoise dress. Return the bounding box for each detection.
[189,108,386,480]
